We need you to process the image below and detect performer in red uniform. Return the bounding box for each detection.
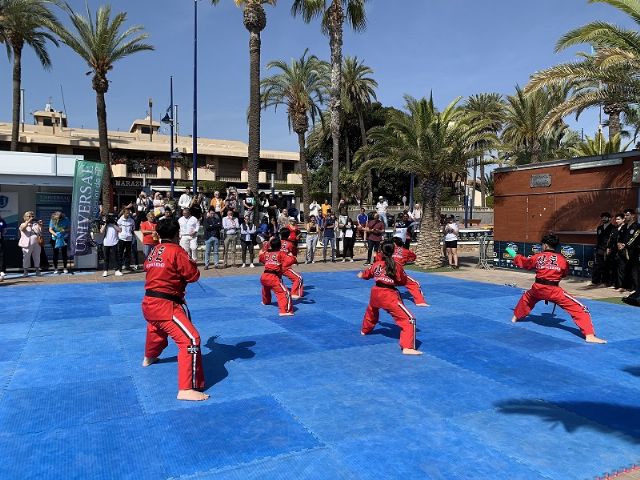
[375,237,428,306]
[359,241,423,355]
[279,228,304,299]
[259,237,296,316]
[509,234,606,344]
[141,218,209,401]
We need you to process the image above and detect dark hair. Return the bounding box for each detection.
[156,218,180,240]
[624,208,635,215]
[279,228,290,240]
[392,237,404,247]
[600,212,611,218]
[182,207,191,214]
[541,234,560,249]
[615,212,624,219]
[269,237,281,251]
[381,241,397,278]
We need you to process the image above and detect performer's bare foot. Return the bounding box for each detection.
[585,334,607,344]
[415,303,430,307]
[511,315,519,323]
[291,295,301,300]
[360,330,367,336]
[402,348,423,355]
[177,389,209,401]
[279,312,294,316]
[142,357,158,367]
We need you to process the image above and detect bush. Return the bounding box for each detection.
[486,196,494,208]
[200,180,228,194]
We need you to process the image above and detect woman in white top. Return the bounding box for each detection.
[443,215,459,269]
[100,214,122,277]
[309,200,320,219]
[117,209,137,271]
[239,214,256,267]
[18,211,43,276]
[341,217,356,262]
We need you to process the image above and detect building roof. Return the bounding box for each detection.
[129,116,161,132]
[494,150,640,174]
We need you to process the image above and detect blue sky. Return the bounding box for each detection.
[0,0,634,152]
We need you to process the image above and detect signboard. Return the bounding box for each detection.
[35,192,72,259]
[0,192,19,239]
[114,179,143,189]
[530,174,551,188]
[494,240,593,278]
[70,160,105,256]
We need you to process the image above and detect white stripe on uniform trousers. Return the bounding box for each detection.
[406,275,423,293]
[397,301,417,349]
[280,280,291,312]
[172,315,198,389]
[291,270,303,296]
[563,291,590,313]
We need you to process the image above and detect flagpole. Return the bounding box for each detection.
[192,0,198,193]
[170,76,175,199]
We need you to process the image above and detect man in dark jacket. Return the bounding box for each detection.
[202,208,222,269]
[591,212,613,286]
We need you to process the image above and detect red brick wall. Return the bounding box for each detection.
[494,156,639,244]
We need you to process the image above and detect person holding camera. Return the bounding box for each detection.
[443,215,459,269]
[101,214,122,277]
[117,209,136,272]
[18,211,43,277]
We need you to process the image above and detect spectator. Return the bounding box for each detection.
[394,212,413,249]
[619,208,640,293]
[100,213,122,277]
[210,190,225,213]
[178,207,200,261]
[309,200,320,219]
[276,192,287,210]
[592,212,613,286]
[277,208,289,230]
[342,217,356,262]
[411,203,422,223]
[136,191,148,228]
[288,200,299,223]
[244,187,256,223]
[225,190,238,216]
[257,216,271,244]
[240,214,256,268]
[610,213,627,291]
[337,208,348,257]
[305,214,319,264]
[257,191,270,222]
[267,193,278,220]
[178,188,192,210]
[222,209,240,268]
[364,213,385,265]
[203,208,222,270]
[444,215,459,269]
[18,211,42,277]
[49,211,70,274]
[117,209,137,272]
[376,196,389,227]
[321,199,331,218]
[189,194,203,220]
[357,207,369,240]
[199,191,210,213]
[153,192,165,218]
[322,210,337,262]
[0,213,5,281]
[140,212,159,258]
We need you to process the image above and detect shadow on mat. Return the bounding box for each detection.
[496,399,640,444]
[517,313,583,339]
[623,366,640,377]
[370,322,423,348]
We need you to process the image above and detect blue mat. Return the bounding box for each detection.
[0,270,639,479]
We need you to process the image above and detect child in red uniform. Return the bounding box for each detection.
[359,241,423,355]
[509,234,607,344]
[375,237,429,306]
[259,237,296,316]
[279,228,304,299]
[141,218,209,401]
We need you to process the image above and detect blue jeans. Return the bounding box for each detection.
[378,212,388,227]
[204,236,220,266]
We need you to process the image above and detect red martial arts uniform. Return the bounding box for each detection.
[259,245,296,314]
[375,246,427,305]
[286,225,300,255]
[360,261,417,349]
[281,238,304,298]
[142,242,205,391]
[513,250,595,336]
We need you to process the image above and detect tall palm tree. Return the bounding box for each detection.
[291,0,368,209]
[355,95,488,268]
[463,93,504,207]
[261,50,328,211]
[342,55,376,202]
[212,0,276,196]
[53,3,153,211]
[1,0,61,151]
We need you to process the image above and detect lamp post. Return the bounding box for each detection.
[161,76,176,198]
[192,0,198,194]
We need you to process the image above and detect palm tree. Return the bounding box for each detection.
[1,0,61,151]
[291,0,368,209]
[53,3,153,211]
[212,0,276,197]
[261,50,328,212]
[355,95,488,268]
[342,55,376,202]
[463,93,504,207]
[569,131,630,156]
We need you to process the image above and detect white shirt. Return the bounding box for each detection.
[240,223,256,241]
[444,222,459,242]
[117,216,135,241]
[309,201,320,217]
[178,193,192,209]
[222,216,239,235]
[376,201,388,214]
[103,224,120,247]
[179,216,199,237]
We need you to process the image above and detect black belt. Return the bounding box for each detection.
[375,283,397,290]
[264,270,282,278]
[535,278,559,287]
[145,289,184,304]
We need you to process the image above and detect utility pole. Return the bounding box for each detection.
[148,97,153,142]
[192,0,198,193]
[170,77,175,198]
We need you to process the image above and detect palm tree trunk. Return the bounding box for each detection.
[247,29,261,194]
[10,44,23,151]
[608,110,621,139]
[344,129,350,171]
[414,174,443,269]
[297,131,310,216]
[357,109,372,204]
[329,0,344,210]
[95,88,112,212]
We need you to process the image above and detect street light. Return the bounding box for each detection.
[161,76,175,198]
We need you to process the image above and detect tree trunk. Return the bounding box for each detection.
[297,131,310,217]
[95,86,112,212]
[344,128,350,171]
[10,43,23,151]
[414,174,444,269]
[357,109,372,204]
[608,110,621,139]
[480,156,486,207]
[329,1,344,210]
[247,28,261,194]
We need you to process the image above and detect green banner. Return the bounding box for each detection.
[70,160,105,256]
